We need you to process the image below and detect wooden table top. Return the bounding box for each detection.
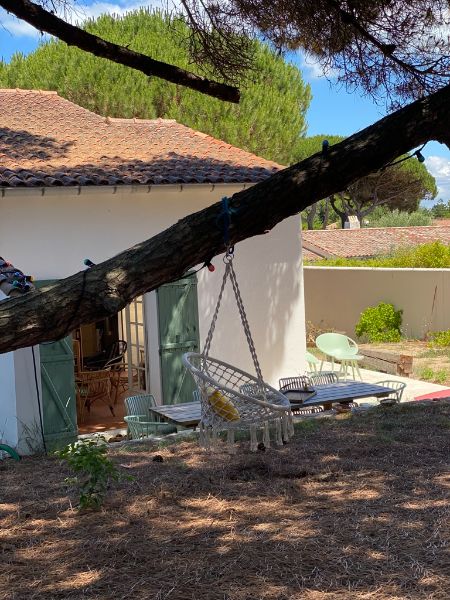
[151,381,394,426]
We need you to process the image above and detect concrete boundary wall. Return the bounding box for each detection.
[304,267,450,339]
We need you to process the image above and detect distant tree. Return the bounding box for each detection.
[0,9,311,164]
[294,135,437,228]
[365,208,433,228]
[431,200,450,219]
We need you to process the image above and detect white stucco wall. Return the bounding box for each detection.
[304,266,450,339]
[1,184,306,424]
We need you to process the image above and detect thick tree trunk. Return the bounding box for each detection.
[1,82,450,353]
[0,0,239,103]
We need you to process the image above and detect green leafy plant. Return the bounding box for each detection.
[56,437,127,510]
[355,302,403,343]
[418,366,449,384]
[428,330,450,348]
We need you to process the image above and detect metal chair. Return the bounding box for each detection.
[278,375,313,392]
[124,394,177,438]
[309,372,339,386]
[84,340,127,370]
[375,380,406,405]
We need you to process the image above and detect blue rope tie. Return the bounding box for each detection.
[216,196,238,249]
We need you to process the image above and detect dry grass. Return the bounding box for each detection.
[1,403,449,600]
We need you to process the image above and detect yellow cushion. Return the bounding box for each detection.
[206,387,240,421]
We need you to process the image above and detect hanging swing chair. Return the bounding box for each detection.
[183,246,293,452]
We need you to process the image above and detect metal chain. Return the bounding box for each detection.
[203,260,231,357]
[228,261,264,385]
[203,252,264,387]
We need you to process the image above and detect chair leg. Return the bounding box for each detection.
[351,361,356,380]
[355,362,362,381]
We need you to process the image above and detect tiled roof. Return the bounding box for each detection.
[0,89,282,187]
[302,226,450,260]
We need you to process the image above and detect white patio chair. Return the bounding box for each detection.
[315,333,364,380]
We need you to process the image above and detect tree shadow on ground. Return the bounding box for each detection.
[1,402,448,599]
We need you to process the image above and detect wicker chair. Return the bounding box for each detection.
[376,380,406,405]
[75,369,113,423]
[183,353,293,451]
[124,394,177,438]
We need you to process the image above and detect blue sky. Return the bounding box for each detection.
[1,0,449,202]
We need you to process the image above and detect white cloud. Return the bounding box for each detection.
[0,11,43,39]
[0,2,166,40]
[74,2,164,22]
[297,50,337,80]
[426,155,450,201]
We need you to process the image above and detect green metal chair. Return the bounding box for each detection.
[315,333,363,380]
[375,380,406,405]
[306,351,320,372]
[124,394,177,439]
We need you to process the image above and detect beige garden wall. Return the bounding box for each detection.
[304,267,450,339]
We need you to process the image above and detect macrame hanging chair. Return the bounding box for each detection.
[183,249,293,452]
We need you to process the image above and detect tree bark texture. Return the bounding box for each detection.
[0,0,239,103]
[1,82,450,353]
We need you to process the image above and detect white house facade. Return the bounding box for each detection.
[0,90,306,453]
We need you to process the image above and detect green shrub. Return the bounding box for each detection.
[366,208,433,228]
[418,366,449,384]
[355,302,403,343]
[56,437,129,510]
[428,330,450,348]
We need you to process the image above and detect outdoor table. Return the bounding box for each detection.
[150,401,202,428]
[283,381,393,411]
[150,382,393,427]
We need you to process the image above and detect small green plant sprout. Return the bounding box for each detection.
[428,330,450,348]
[56,436,129,510]
[355,302,403,343]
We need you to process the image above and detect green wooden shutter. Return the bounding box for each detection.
[157,273,200,404]
[36,280,77,450]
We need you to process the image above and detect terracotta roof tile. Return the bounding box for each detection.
[0,89,282,187]
[303,226,450,260]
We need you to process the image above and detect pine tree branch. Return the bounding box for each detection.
[1,80,450,353]
[0,0,240,103]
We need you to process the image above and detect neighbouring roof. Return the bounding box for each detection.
[0,89,282,187]
[302,226,450,260]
